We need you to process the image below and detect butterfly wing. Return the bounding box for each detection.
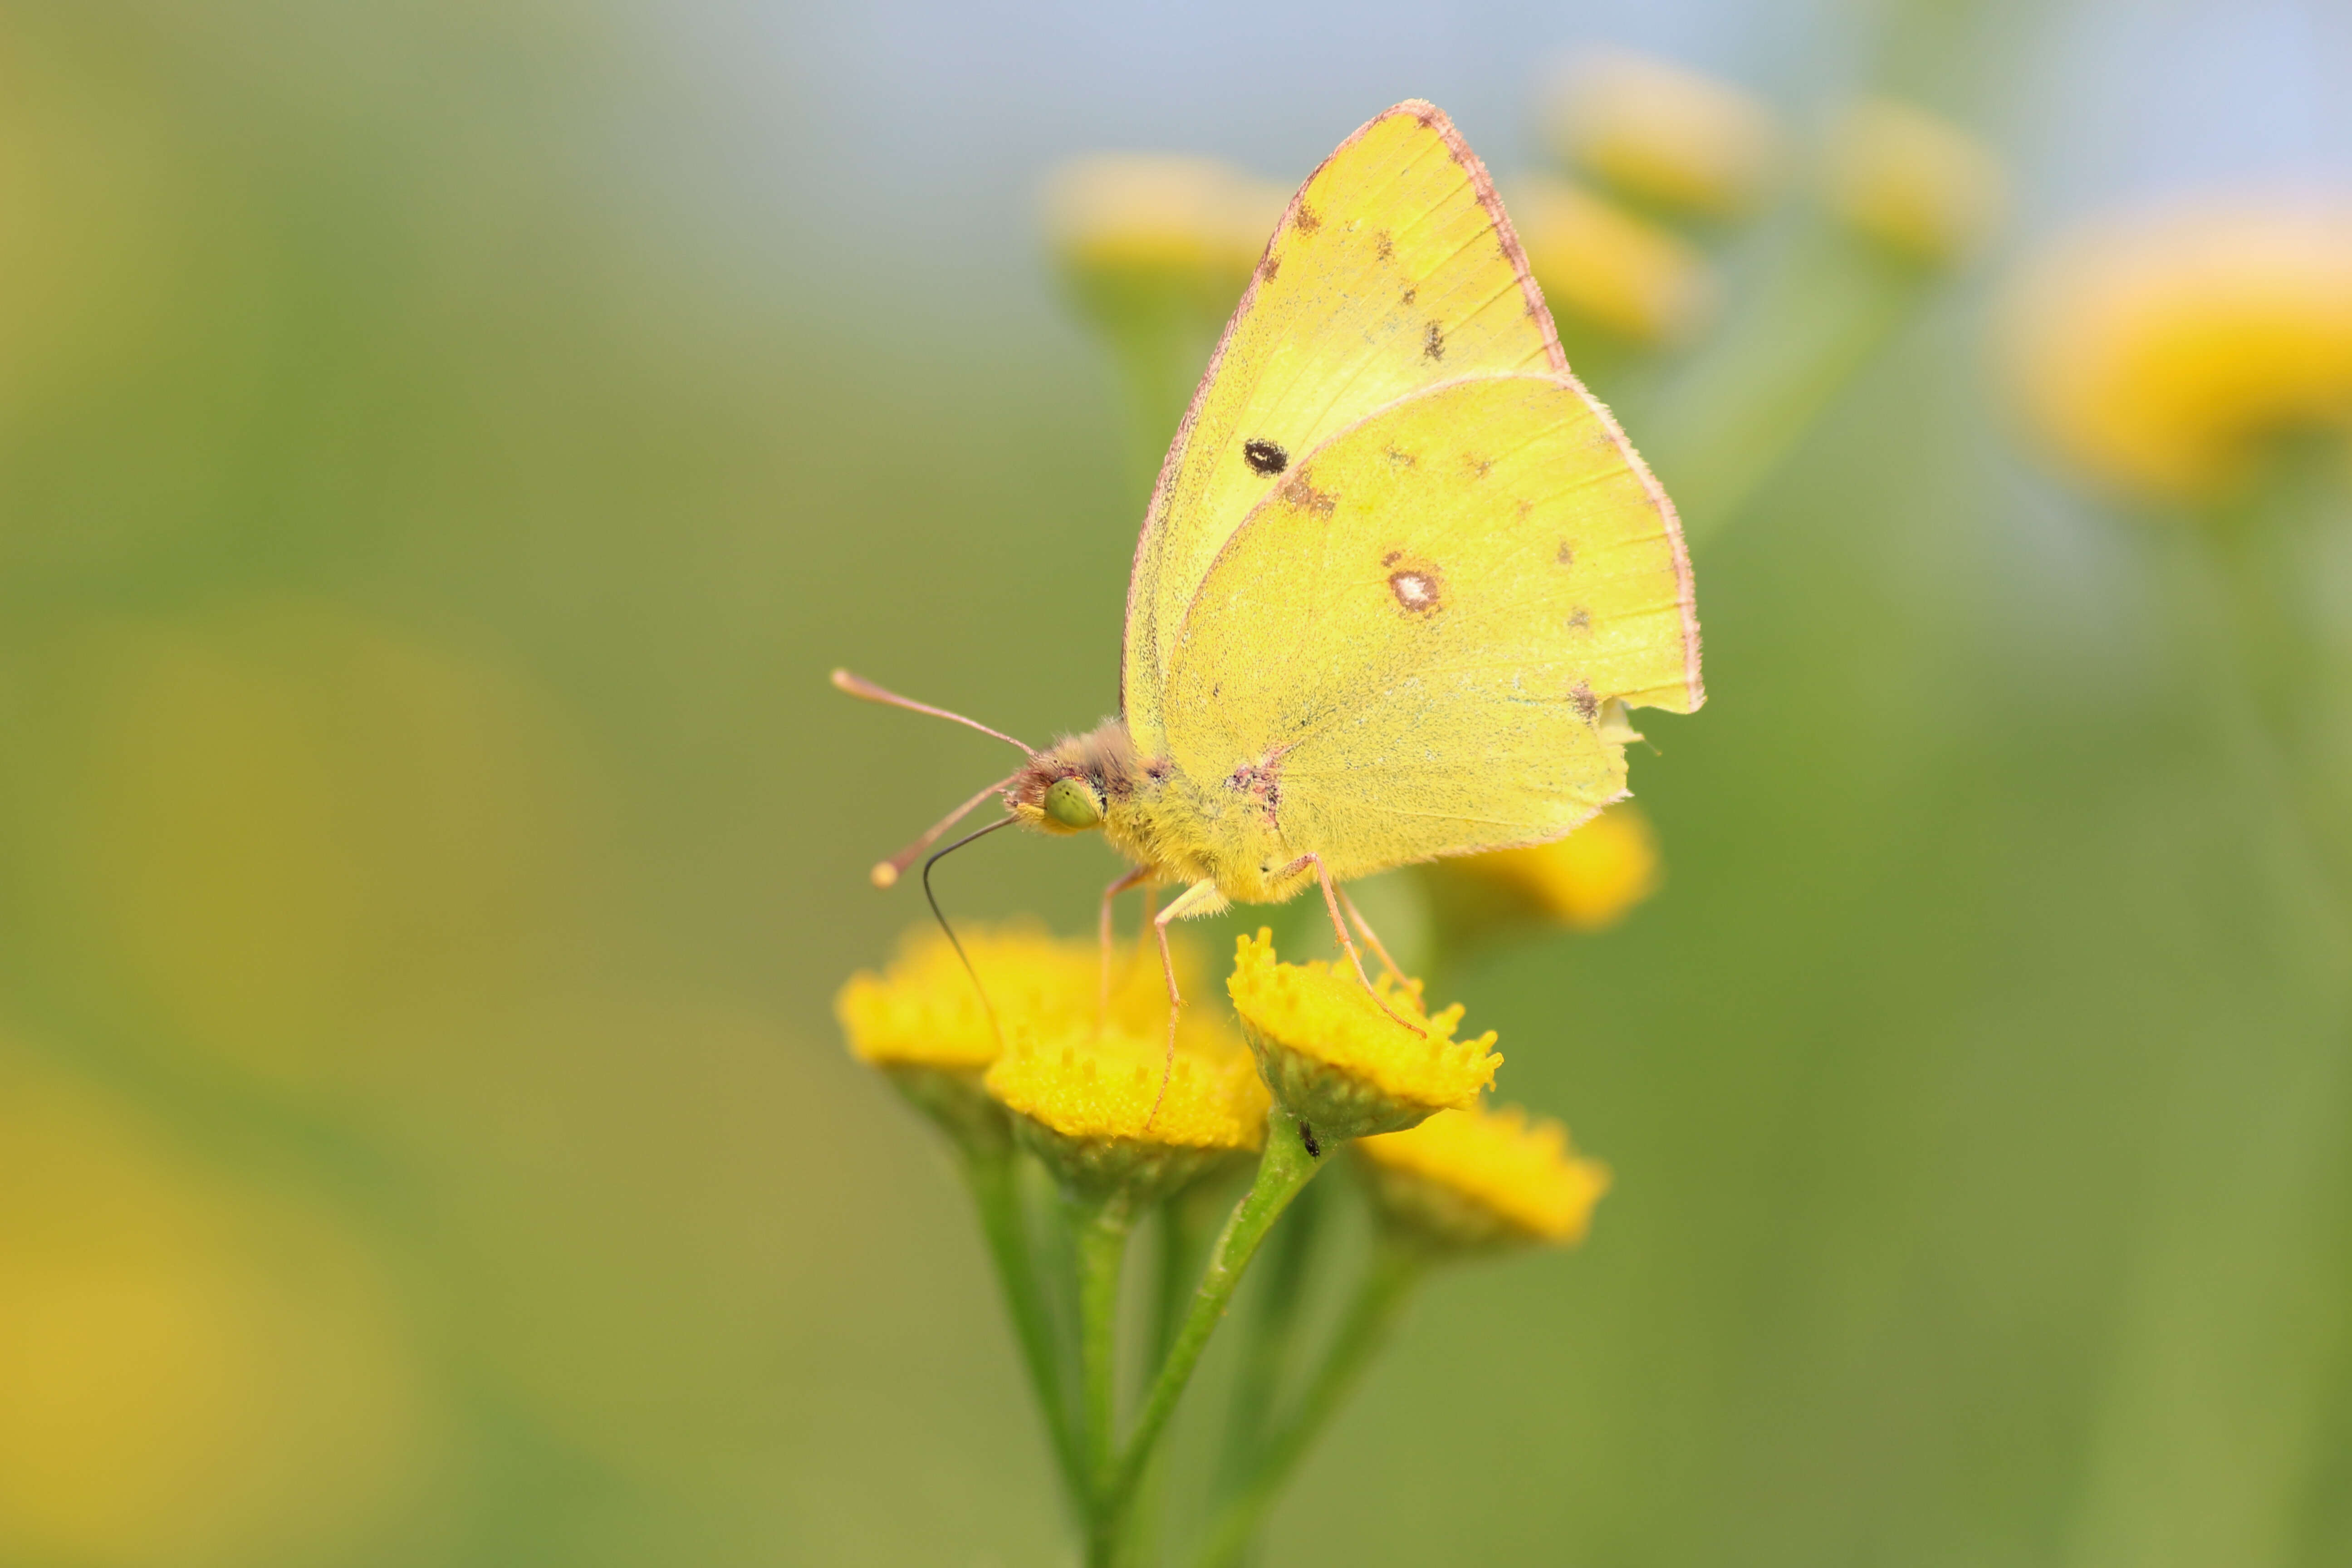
[1122,101,1566,759]
[1159,373,1701,882]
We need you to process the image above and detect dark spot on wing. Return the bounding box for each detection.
[1374,230,1394,260]
[1243,438,1289,475]
[1226,754,1284,825]
[1422,321,1446,361]
[1461,453,1494,478]
[1381,549,1403,567]
[1401,285,1418,305]
[1555,540,1574,565]
[1568,607,1591,631]
[1295,203,1321,234]
[1384,445,1416,468]
[1259,253,1280,283]
[1281,472,1337,516]
[1389,568,1442,614]
[1569,681,1599,721]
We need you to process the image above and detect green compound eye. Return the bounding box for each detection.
[1043,776,1104,829]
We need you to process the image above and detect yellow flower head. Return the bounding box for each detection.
[837,921,1221,1143]
[837,921,1089,1073]
[1430,802,1661,935]
[1516,176,1717,343]
[2004,195,2352,500]
[1824,98,2004,267]
[1359,1102,1612,1252]
[986,1020,1267,1200]
[1225,931,1499,1142]
[1540,49,1781,220]
[1040,154,1288,330]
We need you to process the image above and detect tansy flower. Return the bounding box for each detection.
[1040,154,1288,335]
[986,1021,1268,1201]
[1539,48,1781,220]
[1226,931,1499,1142]
[1358,1102,1612,1252]
[1515,176,1717,343]
[1426,801,1662,936]
[837,921,1222,1140]
[1824,98,2004,267]
[2003,196,2352,500]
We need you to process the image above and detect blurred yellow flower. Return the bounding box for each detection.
[1435,802,1662,934]
[1226,930,1499,1142]
[48,603,591,1100]
[1516,176,1717,343]
[0,1044,431,1566]
[986,1020,1267,1198]
[1358,1102,1612,1251]
[1824,98,2005,266]
[2004,196,2352,499]
[1041,154,1288,331]
[1539,48,1781,220]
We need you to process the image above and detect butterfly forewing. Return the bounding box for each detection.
[1122,101,1565,758]
[1159,373,1698,881]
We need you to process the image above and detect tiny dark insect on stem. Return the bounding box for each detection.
[1298,1121,1322,1158]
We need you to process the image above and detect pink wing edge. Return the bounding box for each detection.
[1117,98,1704,718]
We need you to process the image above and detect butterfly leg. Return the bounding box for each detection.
[1146,878,1226,1127]
[1098,864,1153,1025]
[1283,855,1426,1037]
[1335,885,1411,990]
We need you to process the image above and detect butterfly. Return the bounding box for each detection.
[838,99,1702,1078]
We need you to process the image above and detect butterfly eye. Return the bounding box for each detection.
[1043,776,1105,829]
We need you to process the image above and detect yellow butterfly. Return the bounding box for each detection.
[838,100,1702,1062]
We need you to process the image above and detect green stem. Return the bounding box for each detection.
[963,1148,1087,1514]
[1211,1172,1327,1510]
[1123,1182,1230,1568]
[1073,1195,1137,1508]
[1192,1238,1426,1568]
[1098,1111,1327,1543]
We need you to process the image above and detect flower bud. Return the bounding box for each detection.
[1040,154,1287,340]
[1358,1102,1611,1254]
[2003,196,2352,500]
[1425,802,1661,938]
[1515,176,1716,343]
[1539,49,1781,220]
[1824,98,2004,267]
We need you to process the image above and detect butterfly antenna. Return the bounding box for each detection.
[869,771,1020,888]
[832,668,1035,755]
[923,815,1019,1051]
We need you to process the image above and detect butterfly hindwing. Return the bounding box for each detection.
[1159,373,1700,881]
[1121,101,1565,758]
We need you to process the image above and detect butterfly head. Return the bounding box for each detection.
[1006,721,1138,838]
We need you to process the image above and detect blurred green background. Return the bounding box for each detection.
[3,1,2348,1564]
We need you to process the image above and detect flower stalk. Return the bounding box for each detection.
[1193,1236,1428,1568]
[963,1142,1088,1514]
[1096,1108,1327,1549]
[1071,1192,1138,1503]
